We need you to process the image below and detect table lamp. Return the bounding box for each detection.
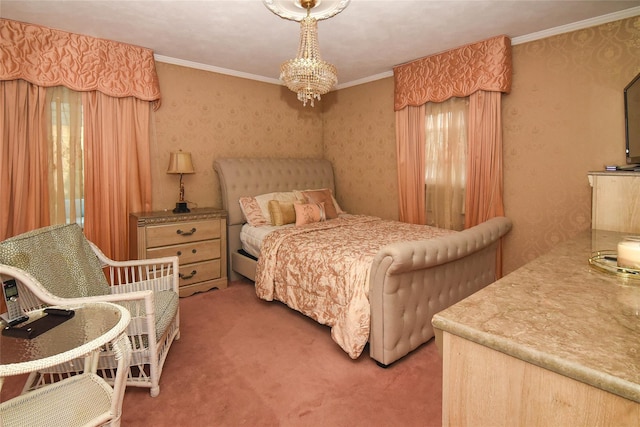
[167,150,195,213]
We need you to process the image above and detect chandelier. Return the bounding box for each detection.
[264,0,350,107]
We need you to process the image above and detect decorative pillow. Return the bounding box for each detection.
[299,188,339,219]
[239,197,269,227]
[294,202,326,226]
[254,192,300,224]
[268,200,296,226]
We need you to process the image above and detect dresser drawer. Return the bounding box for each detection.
[146,240,221,265]
[178,260,221,287]
[145,220,221,248]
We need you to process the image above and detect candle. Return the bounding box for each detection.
[617,237,640,269]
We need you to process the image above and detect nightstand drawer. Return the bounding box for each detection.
[146,240,220,265]
[145,220,221,248]
[178,260,221,287]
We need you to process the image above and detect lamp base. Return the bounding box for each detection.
[173,202,190,213]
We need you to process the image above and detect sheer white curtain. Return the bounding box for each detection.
[424,97,468,230]
[45,86,84,226]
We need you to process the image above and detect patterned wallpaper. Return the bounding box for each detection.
[151,63,323,212]
[502,16,640,273]
[322,78,398,220]
[151,16,639,275]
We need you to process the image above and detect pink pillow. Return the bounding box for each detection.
[300,189,338,219]
[239,197,269,227]
[294,202,326,226]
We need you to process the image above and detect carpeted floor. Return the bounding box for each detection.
[2,280,443,426]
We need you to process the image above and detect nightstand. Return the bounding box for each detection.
[129,208,228,297]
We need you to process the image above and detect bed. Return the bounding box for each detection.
[213,157,512,366]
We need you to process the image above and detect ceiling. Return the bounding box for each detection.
[2,1,640,88]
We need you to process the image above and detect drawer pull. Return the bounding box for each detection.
[176,228,196,236]
[176,251,182,256]
[179,270,197,280]
[192,249,197,254]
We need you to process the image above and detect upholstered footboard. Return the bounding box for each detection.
[368,216,512,366]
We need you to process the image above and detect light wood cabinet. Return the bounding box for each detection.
[433,230,640,426]
[129,208,227,297]
[439,332,639,426]
[588,171,640,233]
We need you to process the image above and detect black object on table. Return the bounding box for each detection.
[2,308,75,339]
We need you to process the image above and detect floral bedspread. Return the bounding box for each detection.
[255,215,455,359]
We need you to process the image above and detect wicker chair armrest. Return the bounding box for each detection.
[0,265,64,308]
[75,289,154,304]
[89,241,175,268]
[65,291,156,328]
[88,242,179,293]
[0,264,155,319]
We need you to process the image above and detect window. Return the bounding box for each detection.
[46,87,84,227]
[424,97,468,230]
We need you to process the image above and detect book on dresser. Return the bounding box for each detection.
[129,208,228,297]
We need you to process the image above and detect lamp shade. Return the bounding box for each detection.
[167,151,195,174]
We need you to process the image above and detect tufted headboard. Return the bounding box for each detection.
[213,157,335,227]
[213,157,335,280]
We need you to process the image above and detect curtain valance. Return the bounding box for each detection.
[0,19,161,105]
[393,35,512,110]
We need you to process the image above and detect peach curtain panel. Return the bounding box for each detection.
[465,90,505,225]
[0,80,50,239]
[466,90,505,275]
[83,92,153,260]
[0,19,158,259]
[395,105,426,225]
[0,19,161,106]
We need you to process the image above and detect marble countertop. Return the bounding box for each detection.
[432,229,640,403]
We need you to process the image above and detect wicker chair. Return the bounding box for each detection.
[0,223,180,397]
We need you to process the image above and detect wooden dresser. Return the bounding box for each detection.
[129,208,227,297]
[432,230,639,426]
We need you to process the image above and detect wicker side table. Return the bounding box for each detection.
[0,302,131,427]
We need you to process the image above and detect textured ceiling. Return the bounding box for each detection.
[2,1,640,88]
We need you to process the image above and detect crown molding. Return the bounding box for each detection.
[511,6,640,45]
[156,6,640,89]
[154,55,282,86]
[335,71,394,90]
